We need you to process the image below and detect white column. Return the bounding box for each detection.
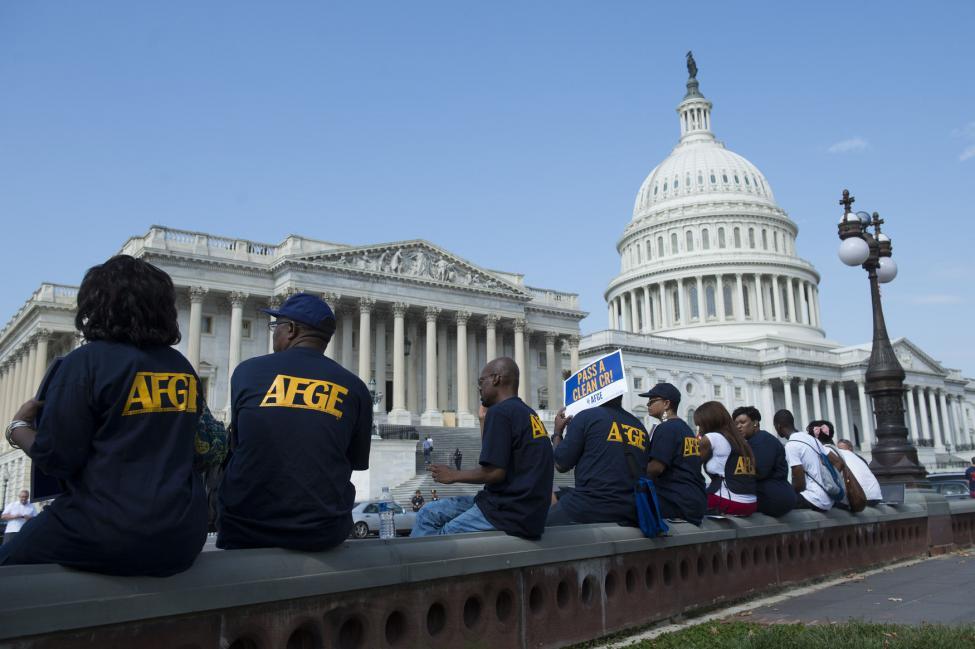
[695,276,705,321]
[0,363,12,422]
[420,307,442,425]
[485,314,498,360]
[437,323,448,412]
[607,303,616,330]
[374,313,387,412]
[812,379,823,420]
[951,397,966,447]
[926,388,943,450]
[906,387,920,444]
[267,295,283,355]
[33,330,51,388]
[341,308,355,370]
[857,380,873,450]
[782,376,794,414]
[8,354,24,416]
[642,285,652,332]
[22,343,37,403]
[755,275,767,321]
[918,387,933,446]
[811,286,822,327]
[716,275,726,322]
[786,277,797,323]
[797,378,810,428]
[455,311,475,426]
[322,292,340,360]
[630,290,640,332]
[735,274,745,321]
[661,284,671,327]
[771,275,782,322]
[406,320,419,414]
[226,291,247,409]
[938,389,953,450]
[798,281,810,325]
[545,332,559,411]
[761,382,774,423]
[677,278,685,325]
[357,298,375,383]
[187,287,208,369]
[654,284,663,329]
[838,382,851,443]
[568,335,580,373]
[621,296,631,332]
[388,303,409,424]
[825,381,837,429]
[514,319,527,401]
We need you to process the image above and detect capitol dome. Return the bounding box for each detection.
[605,57,824,345]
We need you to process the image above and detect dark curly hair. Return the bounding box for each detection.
[75,255,181,346]
[732,406,762,423]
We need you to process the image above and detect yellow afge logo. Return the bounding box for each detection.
[682,436,702,457]
[605,421,647,450]
[260,374,349,419]
[734,456,756,476]
[122,372,198,416]
[529,414,548,439]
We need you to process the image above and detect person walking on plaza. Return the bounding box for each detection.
[411,357,554,538]
[1,491,36,545]
[774,410,836,512]
[0,255,210,576]
[546,395,650,526]
[695,402,757,517]
[423,436,434,465]
[733,406,796,516]
[410,489,425,512]
[453,447,463,470]
[217,293,372,552]
[640,383,706,525]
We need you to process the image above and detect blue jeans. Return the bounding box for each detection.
[410,495,496,536]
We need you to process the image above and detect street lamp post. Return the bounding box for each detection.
[836,189,926,485]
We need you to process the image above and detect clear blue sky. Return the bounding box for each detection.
[1,2,973,375]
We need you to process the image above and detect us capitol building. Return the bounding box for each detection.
[0,61,973,500]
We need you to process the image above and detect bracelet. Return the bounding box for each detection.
[5,420,32,451]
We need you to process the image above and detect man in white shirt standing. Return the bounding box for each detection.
[773,410,833,512]
[2,490,36,544]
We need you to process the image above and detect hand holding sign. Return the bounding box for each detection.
[563,350,628,418]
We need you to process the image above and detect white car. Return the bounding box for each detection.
[350,500,417,538]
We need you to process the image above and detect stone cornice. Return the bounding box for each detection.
[524,304,588,321]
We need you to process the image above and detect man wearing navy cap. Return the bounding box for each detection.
[217,293,372,551]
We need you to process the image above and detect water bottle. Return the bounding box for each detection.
[378,486,396,540]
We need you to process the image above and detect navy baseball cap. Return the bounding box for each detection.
[637,382,681,406]
[262,293,335,331]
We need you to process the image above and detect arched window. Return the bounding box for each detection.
[702,229,710,250]
[636,245,642,264]
[663,181,668,192]
[671,233,679,254]
[697,173,703,185]
[762,230,768,249]
[748,228,756,249]
[718,227,726,248]
[705,284,716,318]
[733,227,742,248]
[646,240,652,260]
[734,174,740,184]
[685,231,694,251]
[773,231,779,252]
[722,173,729,183]
[710,173,716,184]
[689,284,700,319]
[658,237,665,257]
[673,177,679,189]
[654,184,658,195]
[723,283,734,317]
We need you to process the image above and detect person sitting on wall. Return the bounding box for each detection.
[639,383,706,525]
[0,255,210,576]
[773,409,839,513]
[217,293,372,551]
[733,406,796,516]
[546,395,650,526]
[695,401,757,517]
[411,357,554,538]
[811,422,881,508]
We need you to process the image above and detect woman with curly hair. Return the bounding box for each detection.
[1,255,210,576]
[695,401,758,516]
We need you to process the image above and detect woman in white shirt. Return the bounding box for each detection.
[695,401,758,516]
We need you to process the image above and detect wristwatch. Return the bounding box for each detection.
[5,420,32,450]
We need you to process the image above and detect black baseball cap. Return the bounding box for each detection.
[262,292,335,332]
[638,382,681,407]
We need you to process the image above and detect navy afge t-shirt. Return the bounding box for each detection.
[475,397,554,539]
[554,404,649,524]
[24,342,207,576]
[218,347,372,551]
[647,418,706,525]
[748,429,797,516]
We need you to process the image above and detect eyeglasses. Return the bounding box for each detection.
[267,320,294,331]
[647,397,664,405]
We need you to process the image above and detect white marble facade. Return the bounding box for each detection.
[0,229,585,498]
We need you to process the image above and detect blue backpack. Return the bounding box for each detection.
[625,449,669,537]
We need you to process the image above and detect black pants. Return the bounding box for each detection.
[794,494,827,513]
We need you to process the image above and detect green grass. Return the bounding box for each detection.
[623,621,975,648]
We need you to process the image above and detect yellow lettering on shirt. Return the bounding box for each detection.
[122,372,198,416]
[606,421,624,443]
[734,456,756,476]
[530,414,548,439]
[622,424,647,451]
[260,374,349,419]
[682,436,701,457]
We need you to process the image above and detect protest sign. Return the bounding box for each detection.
[563,349,627,417]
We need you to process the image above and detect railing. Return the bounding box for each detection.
[528,287,581,310]
[376,424,420,440]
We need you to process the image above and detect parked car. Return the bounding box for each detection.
[928,472,966,484]
[932,480,972,500]
[350,500,417,538]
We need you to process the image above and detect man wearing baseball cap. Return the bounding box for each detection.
[217,292,372,551]
[639,382,706,525]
